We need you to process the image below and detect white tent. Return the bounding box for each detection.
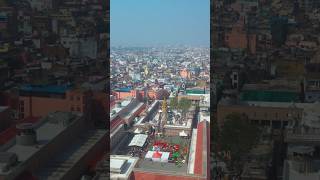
[145,151,154,159]
[160,152,170,162]
[145,151,170,162]
[179,130,188,137]
[152,151,162,162]
[128,134,148,147]
[134,128,142,134]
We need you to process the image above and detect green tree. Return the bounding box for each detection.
[220,113,260,168]
[178,98,192,121]
[196,80,207,87]
[170,97,178,110]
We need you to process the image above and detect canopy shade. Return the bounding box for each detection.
[128,134,148,147]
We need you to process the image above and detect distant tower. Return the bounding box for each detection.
[144,66,149,77]
[162,98,167,115]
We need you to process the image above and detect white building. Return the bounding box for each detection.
[27,0,52,11]
[17,11,32,34]
[110,155,138,180]
[284,102,320,180]
[61,35,97,59]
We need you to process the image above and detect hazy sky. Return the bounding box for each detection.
[111,0,210,47]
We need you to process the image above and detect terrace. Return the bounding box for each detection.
[112,127,192,173]
[135,135,191,173]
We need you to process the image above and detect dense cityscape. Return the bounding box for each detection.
[0,0,108,179]
[212,0,320,180]
[109,46,210,179]
[2,0,319,179]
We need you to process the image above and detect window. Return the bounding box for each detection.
[233,82,238,88]
[20,100,25,113]
[233,74,238,80]
[77,96,81,101]
[20,113,24,119]
[77,107,81,112]
[71,107,74,111]
[70,96,74,101]
[83,96,86,104]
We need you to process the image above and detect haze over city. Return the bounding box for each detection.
[110,0,210,179]
[111,0,210,47]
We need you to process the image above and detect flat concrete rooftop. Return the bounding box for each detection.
[135,159,188,173]
[0,112,81,176]
[36,129,107,179]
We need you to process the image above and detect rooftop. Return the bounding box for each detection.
[136,159,188,173]
[110,155,138,180]
[199,112,210,123]
[7,122,65,162]
[115,87,132,92]
[240,90,299,102]
[111,98,145,121]
[219,98,316,109]
[135,136,191,173]
[35,129,107,179]
[0,112,81,176]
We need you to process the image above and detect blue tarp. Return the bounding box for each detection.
[20,84,72,94]
[115,87,132,92]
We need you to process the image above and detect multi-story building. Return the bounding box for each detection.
[109,155,139,180]
[304,63,320,102]
[224,16,256,54]
[18,85,91,119]
[60,35,98,59]
[217,99,308,128]
[298,0,320,11]
[27,0,53,11]
[240,80,302,102]
[0,111,107,180]
[283,102,320,180]
[18,84,107,122]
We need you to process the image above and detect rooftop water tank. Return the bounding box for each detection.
[16,123,37,146]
